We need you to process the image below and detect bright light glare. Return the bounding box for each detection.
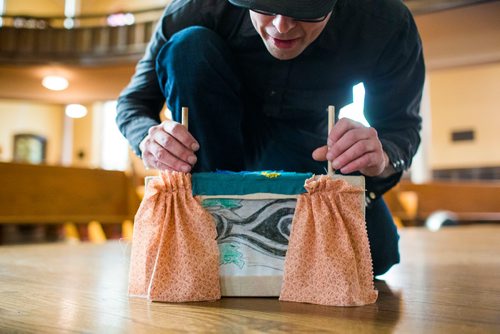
[107,13,135,27]
[339,83,370,127]
[42,76,69,91]
[64,0,76,29]
[65,0,76,17]
[425,211,458,232]
[64,18,75,29]
[65,104,88,119]
[100,101,129,171]
[0,0,4,27]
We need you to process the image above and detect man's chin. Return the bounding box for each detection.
[266,45,302,60]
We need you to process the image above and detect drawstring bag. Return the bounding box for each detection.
[280,175,378,306]
[128,171,220,302]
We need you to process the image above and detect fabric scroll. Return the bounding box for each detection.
[128,171,221,302]
[280,175,378,306]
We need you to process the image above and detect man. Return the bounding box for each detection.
[117,0,425,276]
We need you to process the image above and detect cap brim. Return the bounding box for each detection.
[228,0,336,20]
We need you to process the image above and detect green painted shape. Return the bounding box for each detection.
[219,243,245,269]
[201,198,242,209]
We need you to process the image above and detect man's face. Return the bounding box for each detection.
[249,11,331,60]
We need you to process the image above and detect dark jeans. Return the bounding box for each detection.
[155,26,400,276]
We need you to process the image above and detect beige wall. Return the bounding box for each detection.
[414,1,500,170]
[428,63,500,169]
[0,100,64,164]
[0,100,106,169]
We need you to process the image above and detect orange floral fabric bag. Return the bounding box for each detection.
[128,171,220,302]
[280,175,378,306]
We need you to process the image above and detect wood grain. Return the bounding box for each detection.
[0,225,499,333]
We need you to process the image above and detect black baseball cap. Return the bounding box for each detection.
[228,0,337,20]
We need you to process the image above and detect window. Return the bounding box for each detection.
[0,0,5,27]
[100,101,129,171]
[64,0,77,29]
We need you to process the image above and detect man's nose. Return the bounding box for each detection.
[272,15,296,34]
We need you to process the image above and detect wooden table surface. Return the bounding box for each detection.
[1,225,499,333]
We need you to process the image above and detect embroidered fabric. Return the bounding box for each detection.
[128,171,221,302]
[279,175,378,306]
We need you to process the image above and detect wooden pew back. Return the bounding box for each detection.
[385,180,500,225]
[0,162,138,224]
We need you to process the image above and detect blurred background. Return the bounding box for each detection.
[0,0,499,244]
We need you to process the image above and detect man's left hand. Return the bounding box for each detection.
[312,118,393,177]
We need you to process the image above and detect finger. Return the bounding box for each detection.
[328,118,365,145]
[142,150,173,171]
[145,151,184,172]
[162,121,200,151]
[327,127,375,161]
[339,152,385,176]
[331,139,377,171]
[312,145,328,161]
[149,141,193,173]
[152,158,176,172]
[151,130,197,166]
[338,152,379,175]
[141,150,155,170]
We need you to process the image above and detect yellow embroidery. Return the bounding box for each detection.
[261,171,281,179]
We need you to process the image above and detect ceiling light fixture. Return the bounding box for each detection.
[65,104,87,119]
[42,75,69,91]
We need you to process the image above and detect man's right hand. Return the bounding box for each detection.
[139,120,200,172]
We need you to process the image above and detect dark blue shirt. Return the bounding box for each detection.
[117,0,425,198]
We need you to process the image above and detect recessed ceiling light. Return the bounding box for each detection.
[65,104,87,118]
[42,75,69,91]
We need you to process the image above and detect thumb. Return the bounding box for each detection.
[312,145,328,161]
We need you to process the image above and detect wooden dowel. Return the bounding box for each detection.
[327,105,335,176]
[182,107,189,130]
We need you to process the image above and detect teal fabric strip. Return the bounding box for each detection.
[192,171,313,196]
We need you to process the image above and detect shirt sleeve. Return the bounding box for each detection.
[363,8,425,201]
[115,0,223,156]
[115,7,169,157]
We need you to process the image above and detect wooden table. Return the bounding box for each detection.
[1,226,499,333]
